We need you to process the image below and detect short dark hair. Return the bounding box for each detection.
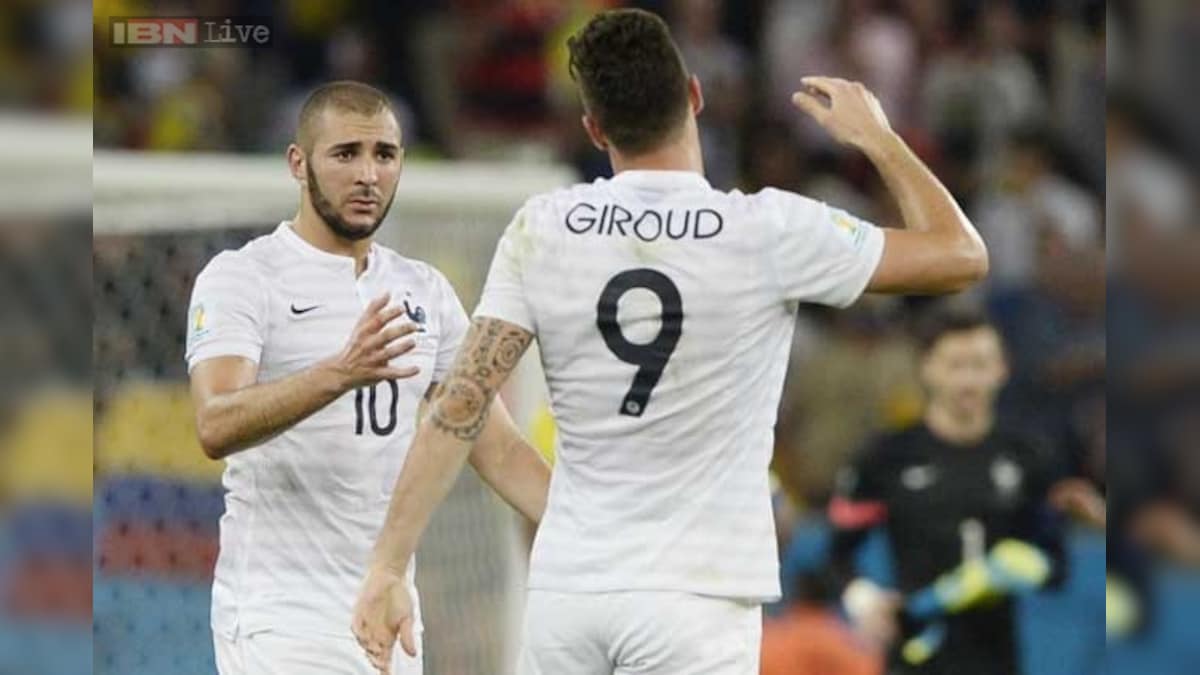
[914,305,998,354]
[567,9,690,155]
[297,80,395,152]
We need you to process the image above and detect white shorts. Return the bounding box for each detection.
[214,629,423,675]
[517,590,762,675]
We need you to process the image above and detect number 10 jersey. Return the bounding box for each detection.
[474,170,885,601]
[184,222,469,639]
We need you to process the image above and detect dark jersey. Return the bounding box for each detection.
[829,423,1067,675]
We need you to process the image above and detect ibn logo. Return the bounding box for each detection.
[109,17,272,47]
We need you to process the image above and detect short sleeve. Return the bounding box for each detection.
[432,271,470,382]
[184,252,268,371]
[762,189,885,307]
[472,206,535,333]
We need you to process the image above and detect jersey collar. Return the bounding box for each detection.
[608,170,711,191]
[277,220,378,274]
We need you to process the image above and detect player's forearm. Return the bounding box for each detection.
[370,317,535,570]
[906,538,1055,621]
[196,359,347,459]
[468,402,551,524]
[864,132,988,284]
[828,527,872,591]
[371,402,489,573]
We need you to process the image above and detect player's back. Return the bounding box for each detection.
[475,169,884,601]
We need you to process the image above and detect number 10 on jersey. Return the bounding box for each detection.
[596,268,683,417]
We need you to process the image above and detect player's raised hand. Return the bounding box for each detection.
[1049,477,1106,528]
[329,293,421,389]
[791,76,895,154]
[352,565,418,674]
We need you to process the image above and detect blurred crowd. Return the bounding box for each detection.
[1106,2,1200,657]
[0,0,90,113]
[92,0,1106,435]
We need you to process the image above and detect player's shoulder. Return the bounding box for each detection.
[745,186,824,213]
[196,230,278,283]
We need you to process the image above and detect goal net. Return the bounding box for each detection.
[92,149,571,675]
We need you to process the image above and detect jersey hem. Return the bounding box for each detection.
[186,341,262,372]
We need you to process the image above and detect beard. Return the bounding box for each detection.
[305,160,395,242]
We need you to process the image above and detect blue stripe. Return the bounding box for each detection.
[0,503,91,559]
[0,615,90,675]
[95,475,225,534]
[94,576,216,675]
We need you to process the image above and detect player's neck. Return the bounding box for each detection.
[924,403,994,446]
[291,210,372,275]
[609,128,704,176]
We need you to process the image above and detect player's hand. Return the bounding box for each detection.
[352,564,417,674]
[1049,478,1106,528]
[843,578,902,647]
[790,77,896,154]
[328,293,421,390]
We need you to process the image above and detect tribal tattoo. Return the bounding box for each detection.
[429,318,533,441]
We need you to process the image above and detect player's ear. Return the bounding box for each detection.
[286,143,306,183]
[688,74,704,116]
[581,114,608,152]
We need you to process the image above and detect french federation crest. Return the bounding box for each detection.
[991,456,1024,498]
[403,299,426,328]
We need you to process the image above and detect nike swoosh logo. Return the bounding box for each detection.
[290,304,320,315]
[901,466,938,490]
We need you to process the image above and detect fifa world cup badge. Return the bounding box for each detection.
[188,302,210,348]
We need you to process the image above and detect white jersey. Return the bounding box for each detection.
[474,170,884,601]
[185,222,468,638]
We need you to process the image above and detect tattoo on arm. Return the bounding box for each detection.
[428,318,533,442]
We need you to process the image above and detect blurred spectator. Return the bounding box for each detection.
[760,573,882,675]
[775,300,922,507]
[972,125,1100,293]
[1105,92,1195,269]
[457,1,565,137]
[670,0,750,188]
[764,0,919,148]
[918,1,1044,167]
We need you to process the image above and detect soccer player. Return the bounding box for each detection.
[829,308,1069,675]
[352,9,987,674]
[185,81,551,675]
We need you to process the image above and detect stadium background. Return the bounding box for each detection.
[91,0,1107,673]
[2,0,1196,673]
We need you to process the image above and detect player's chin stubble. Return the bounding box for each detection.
[305,160,394,242]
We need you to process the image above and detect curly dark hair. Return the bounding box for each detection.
[914,304,998,355]
[567,9,690,156]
